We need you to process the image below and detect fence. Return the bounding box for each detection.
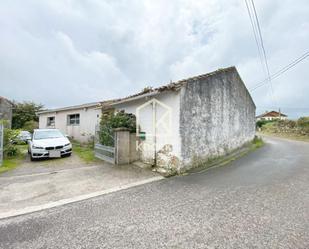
[94,125,116,164]
[94,125,139,165]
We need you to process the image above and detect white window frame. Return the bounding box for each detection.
[67,113,80,126]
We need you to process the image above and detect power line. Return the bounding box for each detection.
[250,0,276,105]
[250,51,309,91]
[244,0,266,76]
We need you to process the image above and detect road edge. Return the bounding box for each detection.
[0,176,164,220]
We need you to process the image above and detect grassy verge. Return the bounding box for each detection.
[0,144,27,174]
[72,142,98,163]
[260,131,309,142]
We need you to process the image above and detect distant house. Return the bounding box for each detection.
[256,111,288,121]
[0,96,13,128]
[38,102,102,142]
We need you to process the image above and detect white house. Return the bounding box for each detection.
[105,66,256,173]
[256,110,288,121]
[38,102,102,143]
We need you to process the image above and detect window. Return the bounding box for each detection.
[67,114,80,125]
[47,116,55,127]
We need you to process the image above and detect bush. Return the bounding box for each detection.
[3,129,21,158]
[256,120,276,128]
[99,111,136,146]
[23,120,38,133]
[260,116,309,136]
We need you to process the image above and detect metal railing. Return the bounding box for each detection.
[94,124,116,164]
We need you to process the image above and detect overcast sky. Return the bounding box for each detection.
[0,0,308,118]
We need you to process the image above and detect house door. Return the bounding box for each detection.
[136,98,172,166]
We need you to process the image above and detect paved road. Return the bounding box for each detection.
[0,136,308,249]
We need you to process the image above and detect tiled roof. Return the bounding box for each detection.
[0,96,13,105]
[39,66,238,113]
[257,111,288,118]
[108,66,236,106]
[37,102,101,114]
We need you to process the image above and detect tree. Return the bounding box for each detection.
[12,101,44,129]
[23,120,39,133]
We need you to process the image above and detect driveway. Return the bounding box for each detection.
[0,135,308,249]
[0,153,162,218]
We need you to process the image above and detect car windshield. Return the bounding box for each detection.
[34,130,64,140]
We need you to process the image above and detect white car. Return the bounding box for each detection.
[28,129,72,161]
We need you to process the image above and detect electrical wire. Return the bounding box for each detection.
[250,51,309,91]
[250,0,276,105]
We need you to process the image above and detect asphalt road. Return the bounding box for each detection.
[0,136,308,249]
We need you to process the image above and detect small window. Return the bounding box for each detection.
[47,116,55,127]
[67,114,80,125]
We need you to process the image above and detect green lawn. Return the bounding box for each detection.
[0,144,27,174]
[72,143,98,163]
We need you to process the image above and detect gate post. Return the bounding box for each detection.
[114,127,130,165]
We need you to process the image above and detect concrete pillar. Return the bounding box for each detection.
[114,127,130,165]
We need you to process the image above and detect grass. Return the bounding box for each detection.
[72,142,97,163]
[0,144,27,174]
[252,136,264,149]
[260,131,309,142]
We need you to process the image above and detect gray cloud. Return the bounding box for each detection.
[0,0,308,118]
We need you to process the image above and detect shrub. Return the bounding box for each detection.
[23,120,38,133]
[99,111,136,146]
[3,128,21,158]
[256,120,275,128]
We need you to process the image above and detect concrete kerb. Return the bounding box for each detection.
[0,176,164,220]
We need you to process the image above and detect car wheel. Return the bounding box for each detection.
[30,155,36,161]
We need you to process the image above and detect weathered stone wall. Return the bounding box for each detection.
[179,67,256,169]
[0,97,13,128]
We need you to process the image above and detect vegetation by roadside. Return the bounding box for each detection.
[258,117,309,142]
[72,141,98,164]
[260,132,309,142]
[0,145,27,174]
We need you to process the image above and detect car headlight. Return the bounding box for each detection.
[64,143,71,147]
[32,145,44,149]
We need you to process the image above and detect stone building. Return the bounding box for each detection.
[0,96,13,128]
[107,66,256,173]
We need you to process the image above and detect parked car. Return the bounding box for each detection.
[17,131,32,143]
[28,129,72,161]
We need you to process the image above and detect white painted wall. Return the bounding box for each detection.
[257,116,288,121]
[39,107,101,143]
[113,91,181,165]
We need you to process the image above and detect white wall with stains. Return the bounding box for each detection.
[39,107,101,142]
[113,91,181,167]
